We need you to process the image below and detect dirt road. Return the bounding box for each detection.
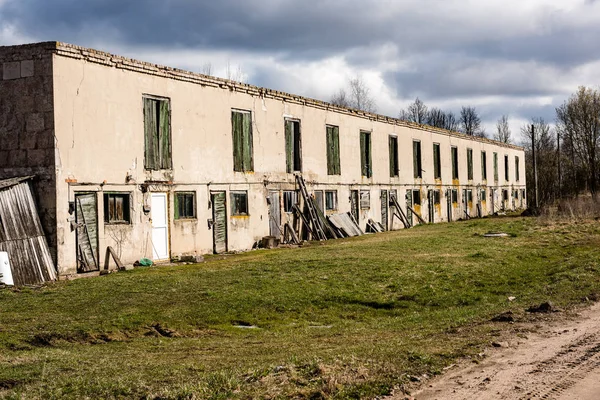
[395,302,600,400]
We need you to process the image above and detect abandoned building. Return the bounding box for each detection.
[0,42,526,278]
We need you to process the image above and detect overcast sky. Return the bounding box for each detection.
[2,0,599,142]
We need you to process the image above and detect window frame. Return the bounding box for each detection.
[283,190,298,213]
[285,119,302,173]
[481,151,487,181]
[389,135,399,177]
[515,156,520,182]
[360,130,373,178]
[493,152,499,182]
[103,192,132,225]
[231,109,254,173]
[433,143,441,179]
[230,191,249,216]
[326,125,341,175]
[413,140,422,179]
[143,95,172,171]
[360,190,370,209]
[325,190,338,211]
[451,146,459,180]
[467,148,473,180]
[174,191,197,220]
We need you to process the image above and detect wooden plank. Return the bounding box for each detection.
[407,205,427,225]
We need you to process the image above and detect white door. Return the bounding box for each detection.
[151,193,169,260]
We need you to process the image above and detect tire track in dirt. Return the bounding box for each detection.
[391,302,600,400]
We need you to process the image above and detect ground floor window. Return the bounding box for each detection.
[433,190,441,205]
[451,189,458,204]
[175,192,196,219]
[503,190,509,201]
[283,191,298,213]
[104,193,131,224]
[412,190,421,205]
[480,190,486,201]
[325,190,338,211]
[360,190,370,209]
[230,191,249,216]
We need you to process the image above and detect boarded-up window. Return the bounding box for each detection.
[481,151,487,180]
[144,96,171,170]
[467,148,473,180]
[231,191,249,216]
[360,190,370,209]
[104,193,131,224]
[515,156,520,181]
[326,125,341,175]
[413,140,422,178]
[360,131,372,178]
[175,192,196,219]
[231,110,253,172]
[433,143,441,179]
[389,136,399,177]
[325,190,337,211]
[283,191,297,213]
[504,154,509,181]
[451,147,458,179]
[493,152,499,181]
[285,119,302,173]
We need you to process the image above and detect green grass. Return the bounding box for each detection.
[1,216,600,399]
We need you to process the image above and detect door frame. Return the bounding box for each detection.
[74,192,99,273]
[151,192,170,261]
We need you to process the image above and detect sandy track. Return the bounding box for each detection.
[393,302,600,400]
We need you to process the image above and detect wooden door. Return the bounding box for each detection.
[268,191,281,238]
[211,191,228,254]
[151,193,170,260]
[380,190,388,231]
[75,193,99,273]
[427,190,435,223]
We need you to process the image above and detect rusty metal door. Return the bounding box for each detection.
[350,190,359,222]
[380,190,388,231]
[268,191,281,238]
[211,191,228,254]
[75,193,99,273]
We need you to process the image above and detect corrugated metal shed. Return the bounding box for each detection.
[0,176,57,285]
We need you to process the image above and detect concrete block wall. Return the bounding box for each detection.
[0,43,57,262]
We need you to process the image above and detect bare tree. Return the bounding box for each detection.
[201,62,212,76]
[401,97,428,124]
[426,107,446,128]
[495,114,512,143]
[349,76,376,113]
[521,118,557,204]
[330,89,350,108]
[460,106,485,137]
[330,76,376,112]
[556,86,600,196]
[225,61,247,83]
[445,111,459,132]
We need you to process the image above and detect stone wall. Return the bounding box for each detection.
[0,43,57,262]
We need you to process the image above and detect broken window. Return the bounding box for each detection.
[389,135,399,177]
[433,190,441,205]
[522,189,526,199]
[325,190,338,211]
[481,190,486,201]
[493,152,499,181]
[175,192,196,219]
[451,146,458,180]
[283,191,298,213]
[467,190,473,202]
[433,143,441,179]
[360,190,370,209]
[231,110,254,172]
[514,190,519,200]
[285,119,302,173]
[412,189,421,205]
[230,191,249,216]
[467,148,473,180]
[413,140,422,178]
[515,156,520,181]
[481,151,487,180]
[143,96,171,170]
[503,189,509,201]
[326,125,341,175]
[360,131,372,178]
[504,155,509,181]
[104,193,131,224]
[451,189,458,204]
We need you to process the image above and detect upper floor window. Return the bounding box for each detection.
[413,140,422,179]
[481,151,487,180]
[389,136,399,177]
[467,148,473,180]
[285,119,302,173]
[326,125,341,175]
[515,156,520,181]
[433,143,441,179]
[231,110,253,172]
[504,154,509,181]
[143,96,171,170]
[360,131,372,178]
[451,146,459,180]
[493,152,499,181]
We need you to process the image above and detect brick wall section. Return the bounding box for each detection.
[0,42,57,262]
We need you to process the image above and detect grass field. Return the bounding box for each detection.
[1,216,600,399]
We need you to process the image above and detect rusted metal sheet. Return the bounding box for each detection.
[328,213,363,237]
[0,179,57,286]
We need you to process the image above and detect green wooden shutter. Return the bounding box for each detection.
[389,137,394,177]
[326,126,333,175]
[242,112,253,171]
[285,120,293,173]
[159,100,171,169]
[332,126,340,175]
[367,133,372,177]
[326,126,341,175]
[232,112,243,172]
[413,141,419,178]
[360,131,367,177]
[467,149,473,180]
[144,98,158,169]
[433,144,440,179]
